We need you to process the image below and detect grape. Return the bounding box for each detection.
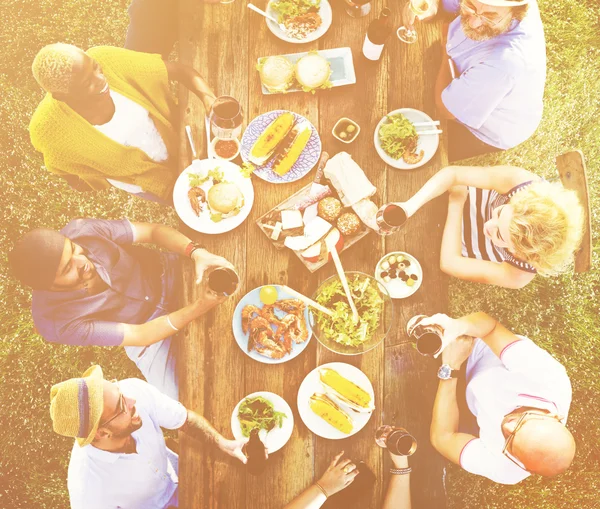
[406,278,415,287]
[381,261,390,270]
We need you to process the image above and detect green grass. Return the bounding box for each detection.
[0,0,599,508]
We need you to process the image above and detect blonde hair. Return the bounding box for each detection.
[32,43,82,94]
[508,181,585,275]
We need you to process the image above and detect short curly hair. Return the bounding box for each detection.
[508,181,585,276]
[32,43,82,94]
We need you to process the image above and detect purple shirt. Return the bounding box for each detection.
[442,0,546,149]
[32,219,179,347]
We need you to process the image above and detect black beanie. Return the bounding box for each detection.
[8,229,66,290]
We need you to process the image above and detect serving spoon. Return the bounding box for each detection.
[247,3,289,34]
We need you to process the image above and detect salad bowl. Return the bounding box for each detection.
[309,271,393,355]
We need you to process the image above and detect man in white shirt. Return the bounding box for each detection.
[422,312,575,484]
[50,365,247,509]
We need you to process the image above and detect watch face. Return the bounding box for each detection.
[438,364,452,380]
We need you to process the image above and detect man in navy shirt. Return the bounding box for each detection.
[9,218,235,400]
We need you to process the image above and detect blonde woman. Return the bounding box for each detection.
[397,166,584,289]
[29,43,216,203]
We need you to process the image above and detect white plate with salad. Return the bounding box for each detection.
[173,159,254,234]
[266,0,333,44]
[231,392,294,453]
[374,108,439,170]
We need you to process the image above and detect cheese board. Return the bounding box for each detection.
[256,152,379,272]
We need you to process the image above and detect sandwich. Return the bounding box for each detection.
[295,51,332,94]
[207,182,244,221]
[257,56,295,94]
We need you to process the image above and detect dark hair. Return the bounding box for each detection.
[8,229,66,290]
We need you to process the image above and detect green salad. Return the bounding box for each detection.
[188,168,224,188]
[314,275,384,347]
[378,113,418,160]
[271,0,321,22]
[238,396,287,437]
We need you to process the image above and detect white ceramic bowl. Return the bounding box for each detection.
[374,251,423,299]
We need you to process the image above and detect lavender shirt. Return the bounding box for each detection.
[442,0,546,149]
[32,219,179,347]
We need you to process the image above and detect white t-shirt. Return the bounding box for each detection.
[460,336,572,485]
[94,91,169,194]
[67,378,188,509]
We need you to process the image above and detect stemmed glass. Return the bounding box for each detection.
[397,0,435,44]
[209,96,244,139]
[343,0,371,18]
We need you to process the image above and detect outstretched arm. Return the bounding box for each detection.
[164,60,217,111]
[382,454,412,509]
[401,165,536,217]
[179,410,247,463]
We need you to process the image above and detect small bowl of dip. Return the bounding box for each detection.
[211,137,241,161]
[332,118,360,144]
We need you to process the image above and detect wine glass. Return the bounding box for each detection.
[209,96,244,139]
[343,0,371,18]
[397,0,434,44]
[375,203,408,236]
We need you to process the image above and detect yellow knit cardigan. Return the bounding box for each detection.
[29,46,179,201]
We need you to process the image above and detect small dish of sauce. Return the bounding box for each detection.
[211,137,241,161]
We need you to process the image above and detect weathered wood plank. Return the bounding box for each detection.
[556,150,592,273]
[243,2,320,507]
[178,2,250,509]
[384,14,449,509]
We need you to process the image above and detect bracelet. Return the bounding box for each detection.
[314,481,329,498]
[390,467,412,475]
[184,241,204,259]
[166,314,180,332]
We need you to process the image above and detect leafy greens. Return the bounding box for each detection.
[378,113,418,160]
[238,396,287,437]
[314,274,384,347]
[271,0,321,22]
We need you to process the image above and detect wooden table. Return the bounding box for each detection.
[177,1,449,507]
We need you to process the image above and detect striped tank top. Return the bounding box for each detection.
[461,181,537,274]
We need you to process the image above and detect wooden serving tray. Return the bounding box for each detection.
[256,182,371,273]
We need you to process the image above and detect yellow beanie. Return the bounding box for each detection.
[50,365,105,447]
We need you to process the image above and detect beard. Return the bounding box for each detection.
[110,414,143,439]
[460,15,500,41]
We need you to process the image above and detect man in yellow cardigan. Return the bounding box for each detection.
[29,43,216,203]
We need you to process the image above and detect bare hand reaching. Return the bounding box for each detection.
[316,451,359,497]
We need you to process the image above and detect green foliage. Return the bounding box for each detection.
[0,0,599,508]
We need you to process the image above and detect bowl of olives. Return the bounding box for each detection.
[374,251,423,299]
[332,117,360,144]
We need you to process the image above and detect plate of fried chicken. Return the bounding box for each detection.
[233,285,313,364]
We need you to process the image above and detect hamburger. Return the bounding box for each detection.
[295,52,332,93]
[207,182,244,221]
[257,56,295,94]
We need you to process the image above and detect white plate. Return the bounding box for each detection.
[374,108,439,170]
[232,285,313,364]
[266,0,332,44]
[297,362,374,439]
[173,159,254,234]
[240,110,321,184]
[258,47,356,95]
[231,391,294,454]
[374,251,423,299]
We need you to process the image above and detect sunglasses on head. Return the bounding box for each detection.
[502,410,564,471]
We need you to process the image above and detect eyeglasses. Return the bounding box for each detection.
[502,410,563,471]
[99,380,128,428]
[461,3,511,27]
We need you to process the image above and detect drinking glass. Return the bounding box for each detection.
[375,425,418,456]
[397,0,435,44]
[375,203,408,235]
[207,267,239,296]
[209,96,243,139]
[343,0,371,18]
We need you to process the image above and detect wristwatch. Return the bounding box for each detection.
[184,241,205,259]
[437,364,459,380]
